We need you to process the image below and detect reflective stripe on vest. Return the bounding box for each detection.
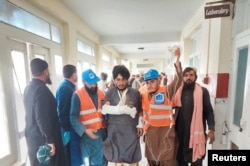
[149,114,173,120]
[150,104,172,110]
[81,117,103,125]
[79,108,96,115]
[143,111,149,130]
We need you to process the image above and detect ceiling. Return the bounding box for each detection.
[60,0,206,61]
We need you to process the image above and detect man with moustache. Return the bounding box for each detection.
[70,69,107,166]
[102,65,143,166]
[24,58,65,166]
[173,67,215,166]
[56,65,82,166]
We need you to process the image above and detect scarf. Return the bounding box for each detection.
[173,82,206,162]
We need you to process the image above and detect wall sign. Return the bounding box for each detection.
[205,4,230,19]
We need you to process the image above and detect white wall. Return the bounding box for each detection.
[181,0,250,152]
[180,1,234,151]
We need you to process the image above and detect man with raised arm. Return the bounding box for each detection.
[141,47,182,166]
[173,67,215,166]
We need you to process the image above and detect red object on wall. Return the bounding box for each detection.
[216,73,229,98]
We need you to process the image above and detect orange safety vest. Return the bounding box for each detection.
[142,86,175,131]
[75,88,105,129]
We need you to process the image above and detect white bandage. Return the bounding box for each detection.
[102,105,137,118]
[102,105,119,115]
[136,116,143,128]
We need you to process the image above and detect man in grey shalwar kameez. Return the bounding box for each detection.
[102,65,143,166]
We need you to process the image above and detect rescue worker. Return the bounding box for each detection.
[70,69,107,166]
[102,65,143,166]
[142,50,182,166]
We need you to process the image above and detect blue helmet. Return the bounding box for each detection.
[81,69,100,85]
[144,69,159,81]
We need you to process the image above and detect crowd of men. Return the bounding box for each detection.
[23,46,215,166]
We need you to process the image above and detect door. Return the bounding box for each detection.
[229,31,250,149]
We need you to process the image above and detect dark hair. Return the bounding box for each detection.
[112,65,130,80]
[30,58,48,76]
[63,65,76,78]
[100,72,108,81]
[183,67,197,80]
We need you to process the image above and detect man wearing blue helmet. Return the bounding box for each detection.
[141,48,182,166]
[70,69,107,166]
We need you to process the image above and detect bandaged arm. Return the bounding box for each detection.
[102,105,137,118]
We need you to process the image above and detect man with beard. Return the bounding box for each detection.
[102,65,143,166]
[70,69,107,166]
[23,58,66,166]
[173,67,215,166]
[56,65,82,166]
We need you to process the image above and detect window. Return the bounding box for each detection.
[51,25,62,43]
[0,74,11,159]
[189,32,201,72]
[102,53,111,74]
[102,53,110,62]
[77,61,82,89]
[0,0,62,43]
[233,47,248,126]
[114,59,118,66]
[11,50,28,164]
[34,54,45,60]
[54,55,63,76]
[83,62,90,70]
[90,64,96,72]
[11,51,27,94]
[77,40,94,56]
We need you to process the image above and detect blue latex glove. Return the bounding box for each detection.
[63,131,70,146]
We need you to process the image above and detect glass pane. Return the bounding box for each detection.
[114,59,118,66]
[0,0,50,39]
[90,64,96,72]
[103,66,110,75]
[233,47,248,126]
[0,70,11,158]
[51,24,62,43]
[77,40,92,56]
[83,62,90,71]
[11,50,26,134]
[102,53,110,62]
[55,55,63,76]
[92,47,95,57]
[77,61,82,89]
[11,51,27,94]
[189,57,194,67]
[35,54,45,60]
